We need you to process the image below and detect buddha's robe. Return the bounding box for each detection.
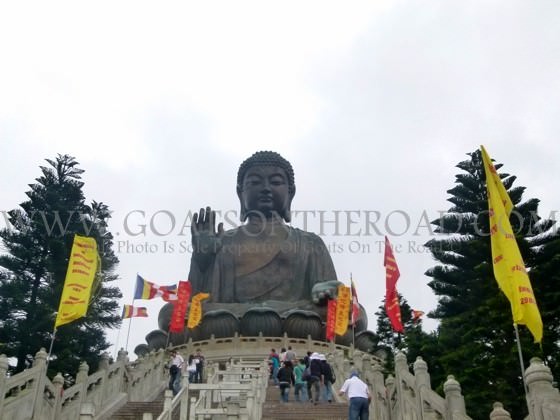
[188,226,337,318]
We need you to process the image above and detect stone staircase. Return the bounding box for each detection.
[261,381,348,420]
[110,391,174,420]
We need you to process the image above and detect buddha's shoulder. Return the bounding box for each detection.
[287,227,325,242]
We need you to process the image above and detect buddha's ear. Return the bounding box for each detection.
[237,186,248,222]
[284,185,296,223]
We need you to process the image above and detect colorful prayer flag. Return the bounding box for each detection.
[55,235,99,328]
[187,292,210,329]
[134,275,177,301]
[169,281,192,333]
[481,145,543,343]
[384,236,404,333]
[122,304,148,319]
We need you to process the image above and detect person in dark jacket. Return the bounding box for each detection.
[307,352,323,404]
[320,354,335,402]
[276,361,295,402]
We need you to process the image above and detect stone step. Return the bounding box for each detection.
[262,401,348,420]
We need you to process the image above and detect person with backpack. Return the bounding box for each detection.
[319,354,335,403]
[276,360,295,402]
[307,352,323,404]
[293,358,308,402]
[269,348,280,385]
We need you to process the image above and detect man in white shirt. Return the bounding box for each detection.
[169,350,184,395]
[338,370,371,420]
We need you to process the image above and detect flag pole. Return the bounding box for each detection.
[113,324,123,360]
[124,274,140,353]
[513,324,533,418]
[47,326,57,367]
[350,272,355,350]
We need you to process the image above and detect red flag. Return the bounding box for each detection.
[169,280,192,333]
[384,236,404,333]
[350,280,360,326]
[326,299,337,341]
[412,309,425,323]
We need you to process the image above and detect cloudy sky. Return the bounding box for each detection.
[1,1,559,359]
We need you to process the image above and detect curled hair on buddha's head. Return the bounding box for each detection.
[237,151,296,222]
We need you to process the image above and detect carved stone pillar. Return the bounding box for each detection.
[0,354,9,419]
[525,357,560,420]
[32,348,48,420]
[443,375,467,416]
[52,372,65,420]
[489,402,512,420]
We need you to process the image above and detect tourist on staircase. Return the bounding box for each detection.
[193,348,205,383]
[338,370,371,420]
[319,354,335,403]
[293,358,308,402]
[168,350,184,396]
[269,348,280,385]
[307,352,323,405]
[276,360,295,402]
[187,354,197,383]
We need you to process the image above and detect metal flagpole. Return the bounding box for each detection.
[350,273,355,350]
[47,326,57,367]
[124,273,140,353]
[113,324,123,360]
[513,323,533,419]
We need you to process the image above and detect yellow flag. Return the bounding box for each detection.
[55,235,99,328]
[481,146,543,343]
[187,292,210,329]
[335,285,351,336]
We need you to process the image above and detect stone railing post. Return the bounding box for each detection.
[525,357,560,420]
[31,348,48,420]
[51,372,65,420]
[163,389,173,415]
[443,375,467,416]
[394,351,408,376]
[413,357,430,416]
[489,402,512,420]
[371,363,387,420]
[76,361,90,411]
[362,354,373,385]
[353,351,364,373]
[117,348,129,364]
[0,354,9,420]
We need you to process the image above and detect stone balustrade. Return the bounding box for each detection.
[1,339,559,419]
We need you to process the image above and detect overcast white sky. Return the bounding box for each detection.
[1,1,559,359]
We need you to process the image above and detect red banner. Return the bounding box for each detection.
[169,280,192,333]
[326,299,337,341]
[384,236,404,333]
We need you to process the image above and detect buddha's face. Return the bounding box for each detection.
[238,165,292,220]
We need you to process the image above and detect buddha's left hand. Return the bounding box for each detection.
[311,280,344,305]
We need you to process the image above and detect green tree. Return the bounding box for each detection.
[424,149,559,419]
[0,154,122,377]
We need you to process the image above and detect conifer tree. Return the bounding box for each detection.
[0,155,122,376]
[425,149,559,419]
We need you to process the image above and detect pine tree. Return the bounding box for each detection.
[0,154,122,376]
[425,149,559,419]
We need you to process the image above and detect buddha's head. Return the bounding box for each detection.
[237,151,296,222]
